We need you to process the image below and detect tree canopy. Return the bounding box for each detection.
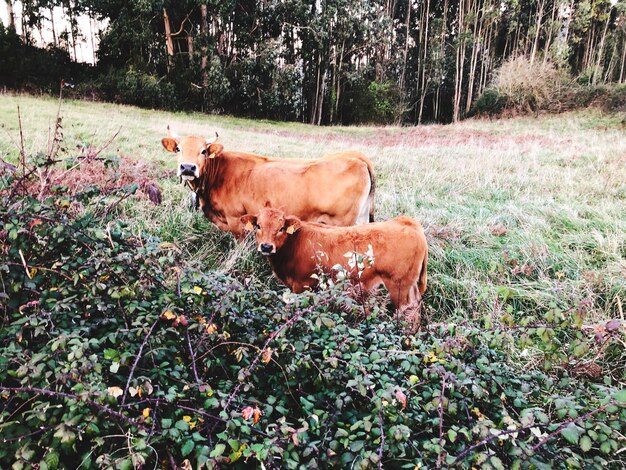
[3,0,626,123]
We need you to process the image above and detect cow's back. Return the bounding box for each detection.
[241,153,372,226]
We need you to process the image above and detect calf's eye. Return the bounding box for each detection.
[201,149,207,155]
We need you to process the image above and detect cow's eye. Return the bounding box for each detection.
[279,227,285,233]
[175,146,180,153]
[201,149,207,155]
[255,224,261,230]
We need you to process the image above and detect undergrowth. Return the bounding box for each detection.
[1,183,626,469]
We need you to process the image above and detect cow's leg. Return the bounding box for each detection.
[225,216,246,241]
[188,191,198,211]
[386,280,423,330]
[355,178,373,224]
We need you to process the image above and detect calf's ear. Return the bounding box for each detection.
[161,137,179,153]
[284,217,301,235]
[240,215,257,232]
[207,143,224,159]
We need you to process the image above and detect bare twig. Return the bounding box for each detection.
[4,262,73,281]
[18,249,31,279]
[93,126,122,158]
[1,426,54,443]
[436,373,448,469]
[121,317,161,405]
[377,404,385,470]
[17,106,25,176]
[186,330,201,385]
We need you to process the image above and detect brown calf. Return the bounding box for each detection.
[241,208,428,320]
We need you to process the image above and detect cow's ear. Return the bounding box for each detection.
[207,143,224,159]
[284,217,301,235]
[161,137,178,153]
[241,214,257,232]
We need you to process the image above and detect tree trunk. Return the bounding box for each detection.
[453,0,467,122]
[543,2,558,63]
[593,11,611,84]
[335,39,344,123]
[465,1,482,114]
[89,15,96,64]
[311,53,322,124]
[619,41,626,83]
[399,0,411,91]
[530,0,545,65]
[418,0,431,124]
[200,5,209,88]
[50,7,57,47]
[65,2,77,61]
[163,8,174,72]
[6,0,15,31]
[433,0,448,122]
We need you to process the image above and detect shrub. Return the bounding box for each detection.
[606,83,626,112]
[343,73,405,125]
[201,56,232,113]
[477,56,572,114]
[99,68,177,110]
[0,25,92,93]
[472,88,507,117]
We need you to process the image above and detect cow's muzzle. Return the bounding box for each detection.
[178,163,198,179]
[259,243,275,255]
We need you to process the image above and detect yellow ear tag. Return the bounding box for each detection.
[245,221,254,231]
[286,225,295,235]
[208,152,216,159]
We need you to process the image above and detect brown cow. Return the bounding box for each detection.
[241,207,428,322]
[161,129,375,239]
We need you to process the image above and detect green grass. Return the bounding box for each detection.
[1,93,625,324]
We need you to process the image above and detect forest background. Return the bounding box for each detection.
[1,0,626,124]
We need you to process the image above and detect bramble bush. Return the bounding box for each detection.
[1,142,626,469]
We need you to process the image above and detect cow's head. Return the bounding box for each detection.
[161,127,221,181]
[241,207,301,255]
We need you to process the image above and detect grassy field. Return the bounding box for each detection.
[1,93,625,324]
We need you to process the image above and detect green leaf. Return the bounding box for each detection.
[119,459,132,470]
[580,435,592,452]
[210,443,226,458]
[614,389,626,403]
[350,440,364,452]
[44,452,59,470]
[181,440,195,457]
[175,420,189,431]
[560,423,581,445]
[448,429,457,443]
[228,439,240,452]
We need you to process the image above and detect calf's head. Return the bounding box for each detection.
[161,127,221,181]
[241,208,301,255]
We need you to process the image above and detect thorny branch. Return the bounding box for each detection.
[222,307,311,412]
[0,386,148,432]
[453,399,619,463]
